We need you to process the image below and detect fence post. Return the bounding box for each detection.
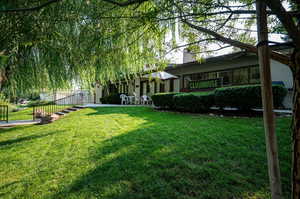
[32,106,35,120]
[6,105,8,123]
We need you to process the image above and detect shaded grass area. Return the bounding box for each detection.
[0,107,291,199]
[8,108,33,120]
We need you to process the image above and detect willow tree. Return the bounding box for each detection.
[0,0,167,98]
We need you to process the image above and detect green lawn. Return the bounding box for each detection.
[7,105,74,121]
[8,108,33,120]
[0,107,291,199]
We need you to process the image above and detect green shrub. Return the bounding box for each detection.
[151,92,179,109]
[214,85,287,110]
[101,93,121,104]
[27,100,51,107]
[28,93,40,101]
[173,92,215,112]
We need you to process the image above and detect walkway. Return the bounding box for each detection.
[84,104,150,108]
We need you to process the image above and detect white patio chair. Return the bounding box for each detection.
[128,96,135,104]
[141,95,150,105]
[120,94,129,105]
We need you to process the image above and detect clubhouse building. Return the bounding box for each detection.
[95,44,293,108]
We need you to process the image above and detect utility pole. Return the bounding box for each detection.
[256,1,282,199]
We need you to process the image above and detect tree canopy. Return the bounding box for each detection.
[0,0,168,97]
[1,0,298,97]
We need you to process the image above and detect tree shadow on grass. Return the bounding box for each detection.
[0,130,65,147]
[50,107,290,199]
[0,125,33,135]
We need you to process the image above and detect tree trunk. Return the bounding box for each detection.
[292,50,300,199]
[256,1,282,198]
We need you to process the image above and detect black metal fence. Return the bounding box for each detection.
[33,93,94,120]
[0,105,8,123]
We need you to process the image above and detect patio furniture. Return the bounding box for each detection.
[142,71,178,80]
[120,94,129,105]
[141,95,151,105]
[128,96,135,104]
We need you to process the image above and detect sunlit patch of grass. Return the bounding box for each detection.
[0,107,291,199]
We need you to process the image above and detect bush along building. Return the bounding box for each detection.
[95,43,293,109]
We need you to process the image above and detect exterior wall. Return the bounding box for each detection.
[40,93,55,101]
[40,90,86,102]
[142,82,147,95]
[40,91,71,101]
[283,91,293,109]
[94,50,293,108]
[167,54,258,76]
[164,80,170,92]
[134,78,141,97]
[174,79,180,92]
[128,80,134,95]
[156,81,160,93]
[270,60,293,89]
[166,54,293,108]
[270,60,293,109]
[183,49,196,63]
[150,81,155,95]
[167,55,293,90]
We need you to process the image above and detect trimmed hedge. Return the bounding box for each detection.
[101,93,121,104]
[214,84,287,110]
[152,84,287,112]
[152,91,214,112]
[173,92,215,112]
[26,100,51,107]
[151,92,179,109]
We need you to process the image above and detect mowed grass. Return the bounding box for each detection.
[8,108,33,120]
[7,105,74,121]
[0,107,291,199]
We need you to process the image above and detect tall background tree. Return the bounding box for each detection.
[1,0,299,198]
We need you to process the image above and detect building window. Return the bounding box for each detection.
[184,75,191,88]
[219,71,233,86]
[160,83,165,92]
[182,65,259,89]
[208,72,217,79]
[233,68,249,84]
[170,79,174,92]
[146,82,150,93]
[249,66,260,83]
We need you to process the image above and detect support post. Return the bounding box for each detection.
[256,1,282,198]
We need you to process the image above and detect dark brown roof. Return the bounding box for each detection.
[165,42,293,71]
[165,51,250,71]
